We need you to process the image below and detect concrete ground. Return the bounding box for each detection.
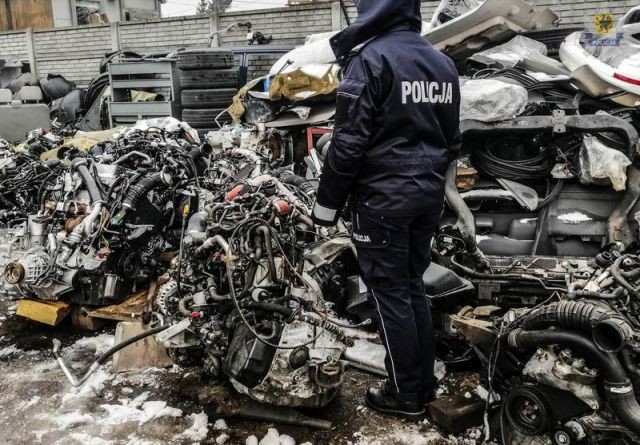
[0,300,485,445]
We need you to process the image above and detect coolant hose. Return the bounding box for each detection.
[185,211,208,245]
[72,158,102,203]
[122,172,171,210]
[611,255,640,299]
[276,170,316,197]
[573,289,625,300]
[257,226,278,284]
[509,329,640,434]
[521,300,636,353]
[444,163,489,268]
[195,235,230,257]
[0,210,26,222]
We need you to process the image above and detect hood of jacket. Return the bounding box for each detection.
[330,0,422,62]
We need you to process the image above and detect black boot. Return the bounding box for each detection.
[424,376,438,407]
[365,382,425,421]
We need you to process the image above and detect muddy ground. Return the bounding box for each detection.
[0,300,485,445]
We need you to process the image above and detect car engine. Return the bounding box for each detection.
[0,124,204,304]
[153,127,363,408]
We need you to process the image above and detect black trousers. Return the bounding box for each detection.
[352,210,437,403]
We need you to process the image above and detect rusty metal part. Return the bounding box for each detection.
[456,167,479,191]
[64,216,85,234]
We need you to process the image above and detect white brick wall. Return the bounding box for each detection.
[0,32,28,60]
[119,17,210,52]
[219,5,334,46]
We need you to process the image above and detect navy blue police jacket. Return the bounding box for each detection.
[311,0,462,226]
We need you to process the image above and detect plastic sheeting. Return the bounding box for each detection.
[460,79,528,122]
[579,135,631,191]
[270,38,336,75]
[474,35,548,67]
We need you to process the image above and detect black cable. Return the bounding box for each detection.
[472,144,555,181]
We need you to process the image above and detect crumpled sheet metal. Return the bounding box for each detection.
[579,135,632,192]
[460,78,529,122]
[229,64,339,123]
[229,77,266,123]
[269,64,340,102]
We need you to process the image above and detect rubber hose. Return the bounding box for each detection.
[0,210,26,221]
[123,173,168,209]
[276,170,316,196]
[72,158,102,203]
[509,329,640,435]
[572,288,625,300]
[521,300,636,352]
[257,226,278,284]
[243,300,293,317]
[611,256,640,299]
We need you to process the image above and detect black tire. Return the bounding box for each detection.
[177,48,234,71]
[180,68,239,89]
[182,108,232,127]
[181,88,237,108]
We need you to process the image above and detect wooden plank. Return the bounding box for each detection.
[9,0,54,31]
[428,392,485,433]
[70,306,109,331]
[112,322,174,373]
[16,299,71,326]
[87,289,148,322]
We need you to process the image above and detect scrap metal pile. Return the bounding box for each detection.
[154,127,361,408]
[0,121,206,304]
[420,1,640,444]
[0,119,365,411]
[0,0,640,443]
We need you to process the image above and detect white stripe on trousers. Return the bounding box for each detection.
[371,290,400,394]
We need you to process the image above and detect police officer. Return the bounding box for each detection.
[311,0,462,421]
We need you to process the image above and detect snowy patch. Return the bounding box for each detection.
[64,433,114,445]
[18,396,41,410]
[62,368,114,405]
[434,360,446,382]
[216,433,230,444]
[0,345,22,358]
[178,411,209,442]
[258,428,296,445]
[71,334,115,356]
[474,386,489,401]
[100,400,182,425]
[55,411,95,428]
[558,212,593,224]
[214,418,228,430]
[476,235,491,243]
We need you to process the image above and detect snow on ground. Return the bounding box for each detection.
[178,412,209,442]
[0,328,199,445]
[0,299,483,445]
